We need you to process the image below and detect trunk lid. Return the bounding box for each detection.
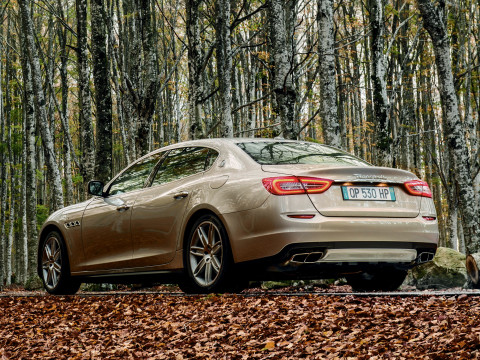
[262,165,421,218]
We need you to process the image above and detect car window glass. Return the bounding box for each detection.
[205,149,219,170]
[152,147,210,186]
[109,153,163,195]
[237,141,370,166]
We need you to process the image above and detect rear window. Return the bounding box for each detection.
[237,141,369,166]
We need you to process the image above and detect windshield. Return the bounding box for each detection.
[237,141,370,166]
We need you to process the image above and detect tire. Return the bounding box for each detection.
[40,231,81,295]
[179,214,236,294]
[346,268,408,292]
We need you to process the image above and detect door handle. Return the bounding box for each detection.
[173,191,189,200]
[116,204,130,211]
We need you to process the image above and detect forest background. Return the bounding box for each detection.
[0,0,479,287]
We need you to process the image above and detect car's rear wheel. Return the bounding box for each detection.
[345,267,408,292]
[41,231,81,295]
[179,214,237,294]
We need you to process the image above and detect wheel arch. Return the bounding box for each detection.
[181,208,233,256]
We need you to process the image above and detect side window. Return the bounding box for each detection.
[205,149,219,170]
[109,153,163,195]
[151,147,212,187]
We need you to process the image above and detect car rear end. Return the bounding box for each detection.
[227,140,438,279]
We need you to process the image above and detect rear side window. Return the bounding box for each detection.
[151,147,218,186]
[237,141,369,166]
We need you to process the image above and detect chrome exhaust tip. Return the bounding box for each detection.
[290,252,324,264]
[417,252,435,264]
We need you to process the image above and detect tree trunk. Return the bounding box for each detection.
[268,0,297,139]
[21,126,28,284]
[466,253,480,287]
[135,0,158,156]
[92,0,113,182]
[76,0,96,186]
[0,19,5,288]
[186,0,204,139]
[216,0,233,137]
[19,20,38,279]
[19,0,64,211]
[56,6,74,206]
[417,0,480,253]
[5,45,13,285]
[6,159,14,286]
[317,0,341,148]
[368,0,391,166]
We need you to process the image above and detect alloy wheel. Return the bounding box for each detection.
[189,220,223,287]
[42,236,63,290]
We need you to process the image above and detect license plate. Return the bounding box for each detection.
[341,186,396,201]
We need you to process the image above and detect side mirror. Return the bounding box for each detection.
[87,180,105,197]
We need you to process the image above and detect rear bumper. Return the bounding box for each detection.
[223,195,439,264]
[234,241,437,280]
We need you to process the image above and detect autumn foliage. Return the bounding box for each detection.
[1,291,480,359]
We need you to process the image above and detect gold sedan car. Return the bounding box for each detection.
[38,139,438,294]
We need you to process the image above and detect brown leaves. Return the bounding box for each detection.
[1,294,480,358]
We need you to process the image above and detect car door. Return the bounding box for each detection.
[81,153,164,271]
[130,147,218,268]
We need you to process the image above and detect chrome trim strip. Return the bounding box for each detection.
[320,248,417,262]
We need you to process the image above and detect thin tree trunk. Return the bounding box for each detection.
[6,157,14,286]
[0,19,5,288]
[369,0,391,166]
[317,0,341,148]
[5,54,13,285]
[21,125,28,284]
[268,0,297,139]
[216,0,233,137]
[186,0,204,139]
[54,0,74,205]
[76,0,96,187]
[135,0,158,156]
[92,0,113,182]
[19,19,38,279]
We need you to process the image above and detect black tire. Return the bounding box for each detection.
[179,214,235,294]
[346,268,408,292]
[40,231,81,295]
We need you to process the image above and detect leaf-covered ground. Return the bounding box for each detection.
[1,289,480,359]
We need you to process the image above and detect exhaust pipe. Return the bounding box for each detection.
[290,252,324,264]
[417,252,435,264]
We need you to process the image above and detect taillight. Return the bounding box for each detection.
[262,176,333,195]
[404,180,432,198]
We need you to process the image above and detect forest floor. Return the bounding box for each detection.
[1,284,480,359]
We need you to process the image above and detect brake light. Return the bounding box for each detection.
[262,176,333,195]
[404,180,432,198]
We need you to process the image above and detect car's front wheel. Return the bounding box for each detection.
[345,267,408,292]
[40,231,81,295]
[179,214,236,294]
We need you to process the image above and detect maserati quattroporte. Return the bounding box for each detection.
[38,139,438,294]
